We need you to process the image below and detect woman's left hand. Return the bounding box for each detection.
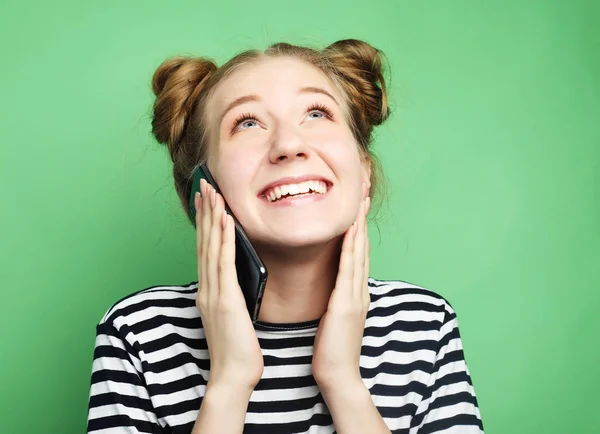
[312,188,371,392]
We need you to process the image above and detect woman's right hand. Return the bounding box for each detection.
[195,178,264,393]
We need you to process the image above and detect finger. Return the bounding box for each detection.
[207,187,224,301]
[335,221,357,292]
[363,195,371,278]
[363,212,371,307]
[194,191,202,256]
[353,199,366,297]
[219,213,239,295]
[200,179,212,295]
[195,191,205,297]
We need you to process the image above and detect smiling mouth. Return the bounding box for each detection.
[261,180,331,203]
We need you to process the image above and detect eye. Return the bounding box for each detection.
[229,102,335,135]
[240,119,259,129]
[230,113,260,134]
[306,103,335,121]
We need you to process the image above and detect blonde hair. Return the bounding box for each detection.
[151,39,391,219]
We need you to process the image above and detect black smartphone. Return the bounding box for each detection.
[188,163,268,323]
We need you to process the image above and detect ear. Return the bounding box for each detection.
[361,155,372,195]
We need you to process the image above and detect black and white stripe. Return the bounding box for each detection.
[87,278,484,433]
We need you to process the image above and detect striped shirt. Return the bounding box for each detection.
[87,277,484,433]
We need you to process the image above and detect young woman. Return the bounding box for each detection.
[86,39,484,434]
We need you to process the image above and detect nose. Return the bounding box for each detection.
[267,123,309,164]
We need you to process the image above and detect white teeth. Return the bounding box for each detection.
[264,180,329,202]
[298,183,310,194]
[288,184,299,195]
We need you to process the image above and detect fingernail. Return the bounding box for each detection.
[353,221,358,236]
[194,191,200,210]
[210,189,216,208]
[200,178,206,196]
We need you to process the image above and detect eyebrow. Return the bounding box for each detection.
[218,86,339,125]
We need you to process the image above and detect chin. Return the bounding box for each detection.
[273,223,350,247]
[254,221,348,250]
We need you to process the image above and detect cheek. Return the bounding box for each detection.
[316,129,363,180]
[211,147,259,212]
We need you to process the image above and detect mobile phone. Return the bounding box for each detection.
[188,163,268,323]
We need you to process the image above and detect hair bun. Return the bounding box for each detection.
[151,56,217,156]
[324,39,389,133]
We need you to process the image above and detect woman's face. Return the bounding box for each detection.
[205,57,370,249]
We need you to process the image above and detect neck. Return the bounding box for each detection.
[255,237,343,324]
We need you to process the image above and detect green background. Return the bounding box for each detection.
[1,1,598,433]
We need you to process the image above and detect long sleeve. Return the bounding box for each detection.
[87,321,163,434]
[409,307,484,434]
